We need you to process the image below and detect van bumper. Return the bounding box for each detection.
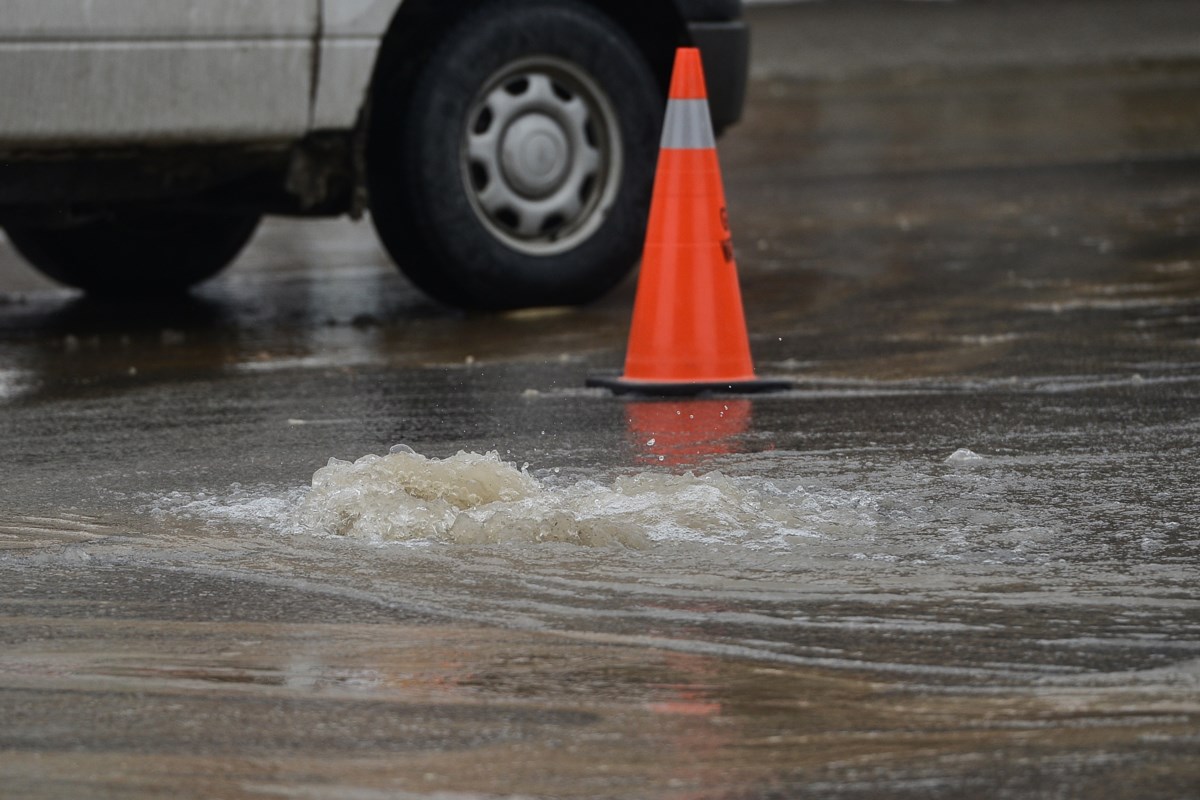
[688,19,750,134]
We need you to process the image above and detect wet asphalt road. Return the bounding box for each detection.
[3,2,1200,798]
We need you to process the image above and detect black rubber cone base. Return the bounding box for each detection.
[586,374,792,397]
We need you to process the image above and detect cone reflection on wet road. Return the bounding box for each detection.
[627,398,752,467]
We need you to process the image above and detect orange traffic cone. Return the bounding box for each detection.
[590,48,789,396]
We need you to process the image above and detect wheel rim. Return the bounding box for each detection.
[462,56,623,256]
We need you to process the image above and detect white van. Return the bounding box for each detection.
[0,0,748,309]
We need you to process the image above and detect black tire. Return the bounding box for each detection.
[4,210,260,296]
[367,0,662,310]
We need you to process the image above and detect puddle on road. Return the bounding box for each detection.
[7,437,1199,795]
[130,431,1200,687]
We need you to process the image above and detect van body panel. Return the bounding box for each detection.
[321,0,404,37]
[311,39,381,130]
[309,0,404,128]
[0,0,317,39]
[0,1,318,146]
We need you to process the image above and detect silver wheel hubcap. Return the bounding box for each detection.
[501,113,570,197]
[463,57,622,256]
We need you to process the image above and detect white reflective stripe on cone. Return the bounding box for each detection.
[660,99,716,150]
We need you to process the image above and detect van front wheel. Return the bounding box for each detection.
[367,0,662,310]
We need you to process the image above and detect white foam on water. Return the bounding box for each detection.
[945,447,985,464]
[0,368,32,402]
[151,442,1198,587]
[289,447,844,551]
[151,445,1186,576]
[153,484,308,528]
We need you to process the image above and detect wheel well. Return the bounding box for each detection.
[367,0,686,121]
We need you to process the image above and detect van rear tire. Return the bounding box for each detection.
[4,210,260,296]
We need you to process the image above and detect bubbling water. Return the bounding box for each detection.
[294,447,836,550]
[297,448,645,547]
